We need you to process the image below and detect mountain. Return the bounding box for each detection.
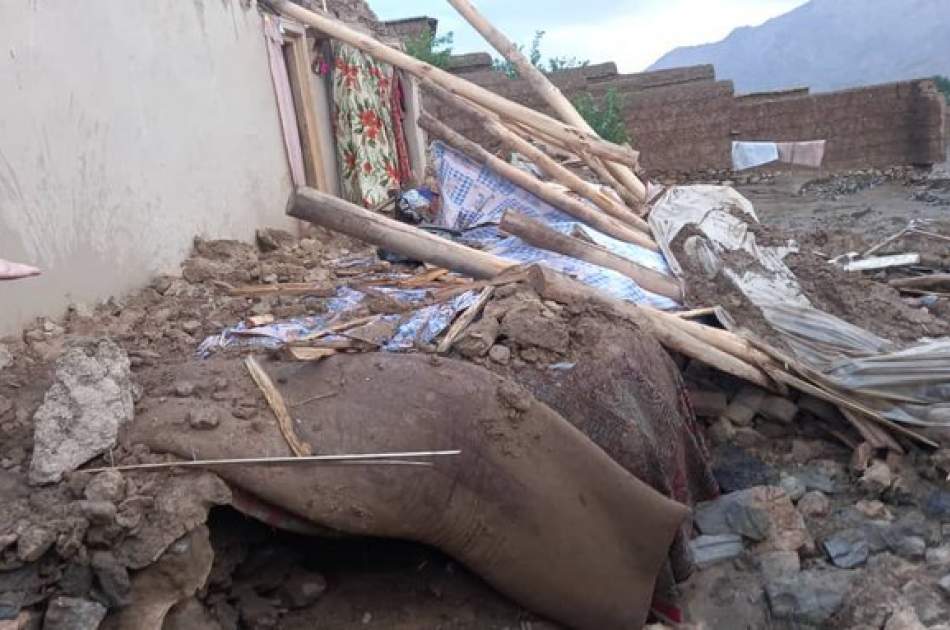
[648,0,950,93]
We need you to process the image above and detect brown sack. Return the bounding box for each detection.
[130,353,688,629]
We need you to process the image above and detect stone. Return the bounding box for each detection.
[180,320,201,335]
[885,607,927,630]
[721,387,767,427]
[499,304,569,353]
[861,461,894,496]
[187,408,221,431]
[695,494,771,541]
[42,597,107,630]
[855,499,893,521]
[29,340,134,484]
[689,533,744,568]
[711,445,776,492]
[0,396,12,418]
[902,580,948,625]
[798,459,845,494]
[926,544,950,567]
[90,551,131,607]
[939,574,950,598]
[757,550,800,581]
[887,535,926,561]
[0,345,12,371]
[798,491,831,518]
[707,418,736,445]
[822,528,870,568]
[733,426,766,448]
[163,598,221,630]
[488,344,510,365]
[278,570,327,609]
[77,500,117,525]
[455,317,499,359]
[779,474,806,502]
[84,471,125,503]
[759,395,798,424]
[256,228,296,253]
[15,526,56,562]
[174,381,197,398]
[765,569,855,626]
[924,490,950,520]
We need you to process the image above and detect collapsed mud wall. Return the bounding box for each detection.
[418,42,947,175]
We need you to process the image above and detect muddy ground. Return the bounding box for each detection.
[1,169,949,629]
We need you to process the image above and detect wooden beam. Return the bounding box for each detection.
[445,0,646,202]
[268,0,639,168]
[286,187,514,279]
[499,211,680,300]
[419,111,658,250]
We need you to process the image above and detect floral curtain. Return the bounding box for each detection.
[332,43,402,208]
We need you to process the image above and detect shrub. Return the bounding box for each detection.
[572,88,630,145]
[492,31,588,78]
[404,29,454,69]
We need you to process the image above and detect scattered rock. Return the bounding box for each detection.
[926,544,950,568]
[163,597,222,630]
[938,574,950,598]
[499,303,569,353]
[797,491,831,518]
[90,550,131,607]
[42,597,107,630]
[256,228,296,253]
[29,340,134,484]
[278,569,327,609]
[455,317,499,359]
[187,408,221,431]
[886,535,926,561]
[0,396,13,418]
[689,534,744,568]
[924,490,950,520]
[77,500,117,525]
[778,474,806,502]
[765,569,855,626]
[757,550,800,581]
[797,459,845,494]
[861,461,894,496]
[84,471,125,504]
[885,607,927,630]
[488,344,510,365]
[180,320,201,335]
[711,445,776,493]
[855,499,893,521]
[694,493,771,541]
[902,580,948,625]
[823,528,870,568]
[174,381,197,398]
[851,442,873,474]
[15,526,56,562]
[0,345,12,371]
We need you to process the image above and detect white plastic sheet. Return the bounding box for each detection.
[651,185,950,427]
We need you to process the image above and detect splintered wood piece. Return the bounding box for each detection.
[244,356,313,456]
[285,347,338,362]
[437,286,495,354]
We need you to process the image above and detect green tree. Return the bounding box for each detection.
[934,75,950,101]
[572,88,629,145]
[492,31,588,78]
[404,28,454,69]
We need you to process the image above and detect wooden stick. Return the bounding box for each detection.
[268,0,638,167]
[419,112,657,249]
[245,356,313,456]
[445,0,646,202]
[889,273,950,290]
[287,187,515,279]
[425,81,650,233]
[499,211,680,300]
[674,307,718,319]
[81,450,463,473]
[437,286,494,353]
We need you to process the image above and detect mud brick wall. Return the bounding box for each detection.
[424,49,946,173]
[735,80,947,169]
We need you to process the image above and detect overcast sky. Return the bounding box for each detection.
[368,0,809,72]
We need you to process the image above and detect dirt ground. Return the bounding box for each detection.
[1,168,950,629]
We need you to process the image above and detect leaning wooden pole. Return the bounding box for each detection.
[287,186,774,390]
[423,80,650,233]
[500,211,681,301]
[287,187,513,279]
[446,0,647,204]
[268,0,638,168]
[419,111,658,250]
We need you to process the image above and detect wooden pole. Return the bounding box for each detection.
[268,0,638,168]
[499,211,680,300]
[445,0,647,203]
[419,111,658,250]
[424,81,650,233]
[287,187,514,279]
